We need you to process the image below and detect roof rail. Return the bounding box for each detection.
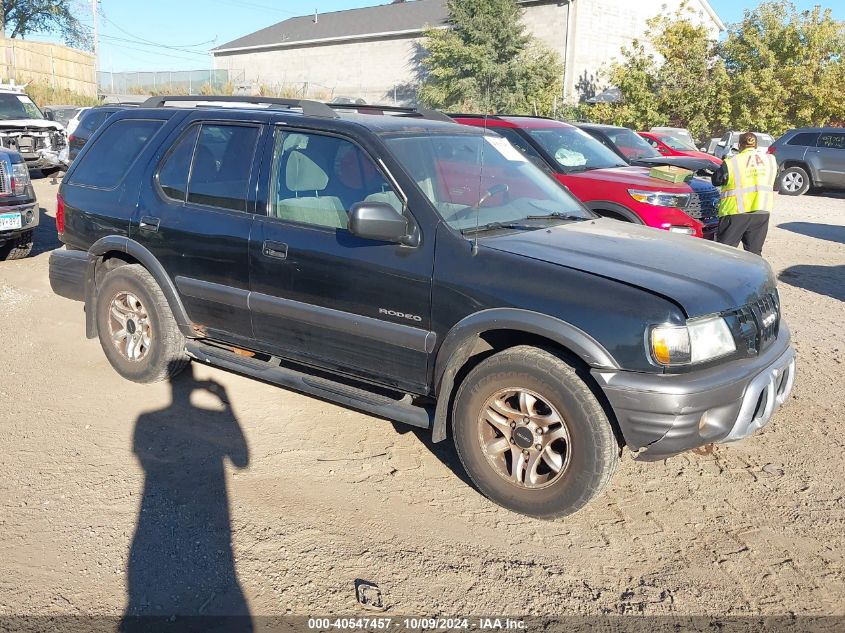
[140,95,340,119]
[329,103,455,124]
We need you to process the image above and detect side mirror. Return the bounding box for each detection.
[349,202,409,244]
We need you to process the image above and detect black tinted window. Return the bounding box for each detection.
[70,119,163,189]
[787,132,820,147]
[818,133,845,150]
[187,124,259,211]
[80,110,113,133]
[158,125,200,202]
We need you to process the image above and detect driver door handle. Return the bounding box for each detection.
[262,240,288,260]
[139,216,160,232]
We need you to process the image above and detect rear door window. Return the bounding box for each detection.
[69,118,164,189]
[186,124,259,212]
[817,133,845,150]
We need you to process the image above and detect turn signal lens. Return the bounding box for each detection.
[11,163,30,196]
[650,326,691,365]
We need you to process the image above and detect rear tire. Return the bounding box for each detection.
[452,346,619,519]
[779,166,810,196]
[0,231,34,260]
[95,264,189,383]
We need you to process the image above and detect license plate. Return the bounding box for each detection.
[0,212,22,231]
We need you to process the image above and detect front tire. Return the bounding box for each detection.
[95,264,189,383]
[0,231,34,260]
[779,166,810,196]
[452,346,619,519]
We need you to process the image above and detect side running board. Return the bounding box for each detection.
[185,341,433,430]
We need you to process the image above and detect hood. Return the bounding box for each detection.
[0,119,64,131]
[564,166,695,191]
[482,218,775,317]
[634,155,720,174]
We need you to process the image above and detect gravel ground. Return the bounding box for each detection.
[0,178,843,619]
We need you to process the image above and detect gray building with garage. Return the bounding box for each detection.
[212,0,724,105]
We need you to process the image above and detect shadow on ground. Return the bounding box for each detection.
[778,222,845,246]
[32,208,62,256]
[779,265,845,302]
[120,364,252,633]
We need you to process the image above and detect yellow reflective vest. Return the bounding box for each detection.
[718,148,778,217]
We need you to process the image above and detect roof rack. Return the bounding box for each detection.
[140,95,340,119]
[329,103,455,123]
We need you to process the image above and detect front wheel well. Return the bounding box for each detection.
[444,329,625,449]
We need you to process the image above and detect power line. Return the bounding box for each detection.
[206,0,301,15]
[100,37,212,63]
[99,14,217,51]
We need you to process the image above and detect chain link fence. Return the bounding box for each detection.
[97,69,242,96]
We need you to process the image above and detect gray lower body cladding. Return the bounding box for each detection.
[592,329,795,460]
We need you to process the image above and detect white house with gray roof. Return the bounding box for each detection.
[212,0,724,105]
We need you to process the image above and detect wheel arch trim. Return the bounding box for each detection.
[84,236,194,339]
[583,201,643,224]
[430,308,619,442]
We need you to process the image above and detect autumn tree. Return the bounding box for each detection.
[0,0,90,49]
[721,1,845,135]
[596,2,730,140]
[418,0,564,115]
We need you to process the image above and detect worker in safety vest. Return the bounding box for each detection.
[711,132,778,256]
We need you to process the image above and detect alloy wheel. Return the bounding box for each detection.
[782,172,804,193]
[107,291,152,362]
[477,388,572,489]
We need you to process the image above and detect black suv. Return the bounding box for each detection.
[49,96,796,518]
[0,147,39,260]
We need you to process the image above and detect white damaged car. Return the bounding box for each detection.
[0,86,67,174]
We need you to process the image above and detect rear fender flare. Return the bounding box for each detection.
[431,308,619,443]
[84,236,194,339]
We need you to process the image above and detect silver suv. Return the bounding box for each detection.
[770,128,845,196]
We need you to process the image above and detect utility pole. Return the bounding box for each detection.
[91,0,99,71]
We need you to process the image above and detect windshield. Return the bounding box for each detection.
[526,126,627,172]
[0,93,45,120]
[384,133,591,232]
[604,128,660,161]
[658,134,697,151]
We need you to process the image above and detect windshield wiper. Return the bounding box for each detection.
[525,212,588,222]
[461,222,533,235]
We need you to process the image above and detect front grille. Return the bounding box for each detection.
[726,292,780,355]
[0,162,8,194]
[685,188,720,223]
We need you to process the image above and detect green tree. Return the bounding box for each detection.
[721,1,845,135]
[0,0,90,49]
[597,2,730,140]
[417,0,564,115]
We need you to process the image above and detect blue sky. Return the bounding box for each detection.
[28,0,845,72]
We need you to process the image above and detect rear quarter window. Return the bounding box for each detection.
[68,118,164,189]
[787,132,820,147]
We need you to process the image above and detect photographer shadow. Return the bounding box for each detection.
[120,364,252,633]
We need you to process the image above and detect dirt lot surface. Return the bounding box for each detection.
[1,178,844,619]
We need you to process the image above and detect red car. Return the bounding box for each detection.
[452,115,719,239]
[639,131,722,166]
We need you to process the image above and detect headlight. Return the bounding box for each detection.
[650,316,736,366]
[629,189,690,208]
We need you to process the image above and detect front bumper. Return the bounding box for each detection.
[0,203,39,242]
[592,328,796,460]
